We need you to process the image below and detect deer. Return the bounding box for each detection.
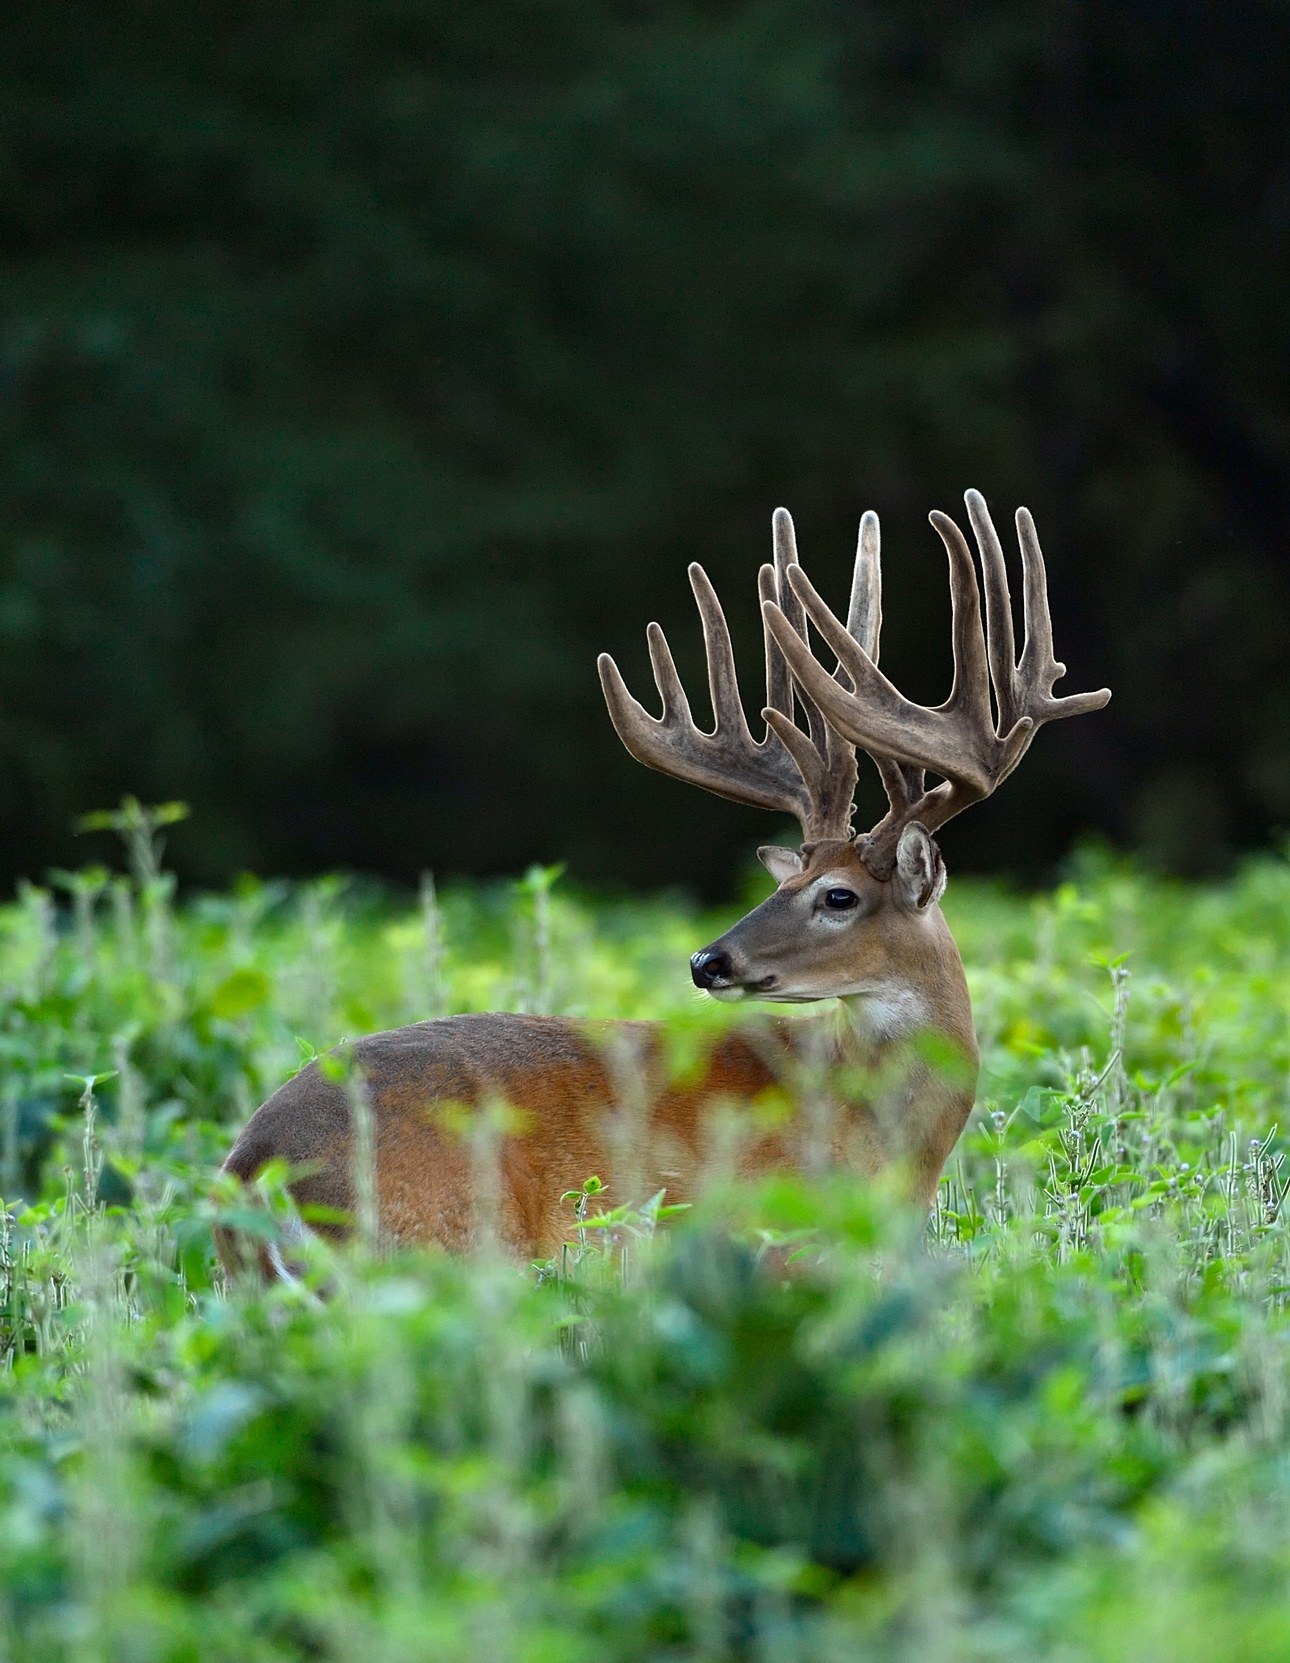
[218,490,1109,1266]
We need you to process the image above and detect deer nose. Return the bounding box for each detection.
[691,949,732,988]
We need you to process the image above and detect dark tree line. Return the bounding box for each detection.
[1,1,1288,893]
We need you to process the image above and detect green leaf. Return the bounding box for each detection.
[209,968,270,1020]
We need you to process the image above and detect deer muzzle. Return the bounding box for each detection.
[690,943,777,1000]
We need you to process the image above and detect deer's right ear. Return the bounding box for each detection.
[895,823,947,911]
[758,846,803,884]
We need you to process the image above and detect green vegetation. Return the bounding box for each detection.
[6,837,1290,1657]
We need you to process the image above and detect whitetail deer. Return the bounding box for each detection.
[219,491,1108,1263]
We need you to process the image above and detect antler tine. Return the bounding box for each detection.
[763,491,1111,873]
[761,506,837,769]
[845,510,882,668]
[836,509,930,831]
[691,562,751,748]
[927,508,996,738]
[962,488,1019,733]
[772,507,809,641]
[1014,505,1112,716]
[760,507,805,724]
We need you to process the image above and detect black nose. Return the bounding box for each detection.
[691,949,732,989]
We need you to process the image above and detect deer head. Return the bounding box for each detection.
[598,491,1110,1015]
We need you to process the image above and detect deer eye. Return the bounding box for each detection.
[823,888,859,911]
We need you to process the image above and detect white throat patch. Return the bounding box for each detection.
[839,983,930,1040]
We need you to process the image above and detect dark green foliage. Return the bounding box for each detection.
[0,3,1287,891]
[2,1193,1287,1659]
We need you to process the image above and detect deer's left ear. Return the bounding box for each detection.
[895,823,947,911]
[758,846,803,884]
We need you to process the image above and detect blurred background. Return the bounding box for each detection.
[0,1,1287,897]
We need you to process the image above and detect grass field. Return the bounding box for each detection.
[5,826,1290,1660]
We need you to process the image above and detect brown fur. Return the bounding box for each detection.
[218,838,979,1267]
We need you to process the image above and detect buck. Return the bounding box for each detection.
[219,490,1108,1262]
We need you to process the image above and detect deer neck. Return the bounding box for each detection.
[809,917,977,1065]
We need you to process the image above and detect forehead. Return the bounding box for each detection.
[789,841,879,889]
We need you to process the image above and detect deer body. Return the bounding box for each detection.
[222,881,976,1260]
[221,490,1106,1262]
[220,1014,925,1260]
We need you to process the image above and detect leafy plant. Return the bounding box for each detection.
[6,845,1290,1654]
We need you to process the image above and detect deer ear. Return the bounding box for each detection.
[895,823,947,911]
[758,846,803,884]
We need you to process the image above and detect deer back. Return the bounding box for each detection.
[219,1004,975,1264]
